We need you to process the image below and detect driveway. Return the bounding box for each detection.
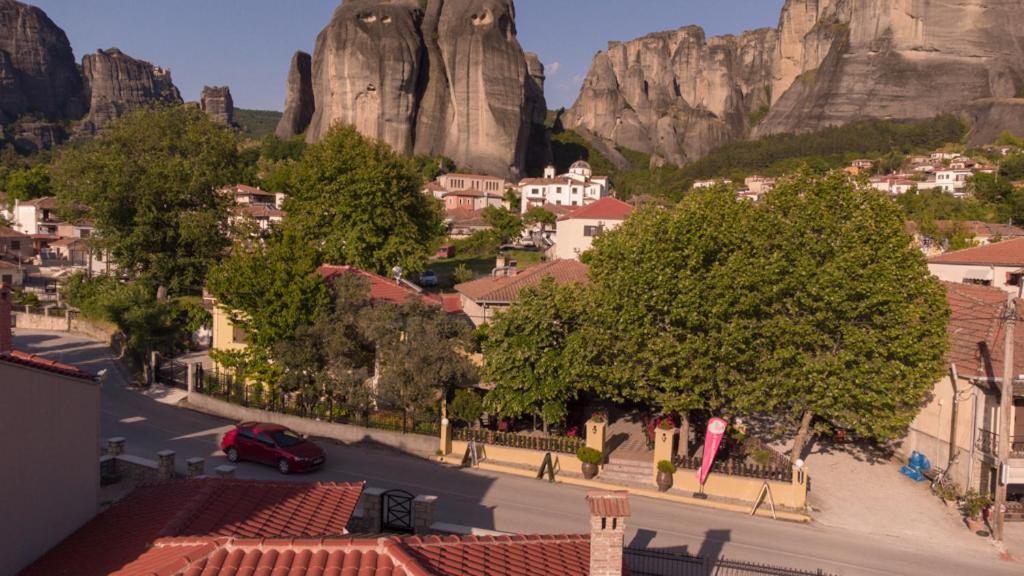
[15,330,1024,576]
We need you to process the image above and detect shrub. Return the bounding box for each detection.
[577,446,603,465]
[450,388,484,426]
[658,418,675,430]
[961,490,992,519]
[589,412,606,423]
[657,460,677,474]
[452,264,475,285]
[748,447,773,467]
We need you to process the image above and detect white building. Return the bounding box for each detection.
[744,176,775,195]
[10,197,61,236]
[692,179,731,189]
[933,169,973,195]
[554,197,633,260]
[869,176,917,196]
[518,161,610,214]
[927,237,1024,294]
[423,173,507,201]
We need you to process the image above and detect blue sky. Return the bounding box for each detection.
[29,0,784,111]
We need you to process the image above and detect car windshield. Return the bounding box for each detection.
[270,430,304,448]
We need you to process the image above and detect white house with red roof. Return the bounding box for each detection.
[927,237,1024,294]
[518,161,610,214]
[554,197,634,261]
[0,284,100,575]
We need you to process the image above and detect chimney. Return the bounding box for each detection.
[586,491,630,576]
[0,283,12,354]
[544,165,556,179]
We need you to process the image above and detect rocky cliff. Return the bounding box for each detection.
[567,0,1024,165]
[275,51,314,139]
[201,85,234,125]
[280,0,544,178]
[78,48,182,133]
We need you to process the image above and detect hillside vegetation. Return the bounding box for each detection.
[235,109,283,138]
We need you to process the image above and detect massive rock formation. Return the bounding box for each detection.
[201,86,234,125]
[281,0,544,178]
[275,51,314,139]
[0,0,85,123]
[78,48,182,133]
[567,0,1024,165]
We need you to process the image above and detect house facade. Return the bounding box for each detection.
[455,259,589,326]
[554,198,634,261]
[0,285,100,575]
[0,226,32,262]
[928,238,1024,294]
[518,162,610,214]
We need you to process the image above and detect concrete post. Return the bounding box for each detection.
[586,418,607,464]
[186,363,196,396]
[440,418,453,456]
[361,488,385,534]
[107,437,126,456]
[413,495,439,535]
[214,465,236,478]
[157,450,176,481]
[186,457,205,479]
[653,425,677,482]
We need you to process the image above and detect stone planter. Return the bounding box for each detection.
[582,462,598,480]
[656,470,673,492]
[965,517,987,536]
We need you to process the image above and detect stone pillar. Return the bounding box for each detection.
[413,495,439,535]
[586,418,607,464]
[653,425,677,482]
[187,363,196,396]
[440,418,453,456]
[107,437,126,456]
[587,491,630,576]
[361,488,385,534]
[214,465,236,478]
[186,457,205,479]
[157,450,176,481]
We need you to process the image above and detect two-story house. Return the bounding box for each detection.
[554,197,633,261]
[928,238,1024,294]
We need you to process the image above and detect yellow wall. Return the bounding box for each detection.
[211,305,247,355]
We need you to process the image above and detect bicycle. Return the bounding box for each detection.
[929,452,960,498]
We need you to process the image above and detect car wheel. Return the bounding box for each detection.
[226,447,239,463]
[278,458,290,475]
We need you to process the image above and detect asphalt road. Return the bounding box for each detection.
[16,330,1021,576]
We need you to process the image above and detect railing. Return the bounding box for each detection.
[454,427,583,455]
[676,455,793,483]
[1013,437,1024,458]
[623,548,835,576]
[976,429,998,456]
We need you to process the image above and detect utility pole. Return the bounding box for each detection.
[994,294,1015,541]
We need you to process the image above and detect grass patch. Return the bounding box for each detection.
[428,249,544,291]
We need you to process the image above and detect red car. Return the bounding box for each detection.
[220,422,326,474]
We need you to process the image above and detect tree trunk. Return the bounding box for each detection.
[790,409,815,461]
[677,412,690,460]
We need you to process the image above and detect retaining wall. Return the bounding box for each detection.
[186,392,438,458]
[13,311,119,344]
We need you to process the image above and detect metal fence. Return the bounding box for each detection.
[155,359,188,390]
[195,366,439,436]
[624,548,835,576]
[454,428,583,455]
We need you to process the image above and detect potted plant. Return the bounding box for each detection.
[656,460,676,492]
[577,447,602,479]
[961,490,992,535]
[589,412,607,424]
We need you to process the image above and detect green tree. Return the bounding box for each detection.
[482,206,524,244]
[483,277,587,431]
[523,206,557,236]
[51,106,242,295]
[450,389,484,427]
[5,165,51,201]
[757,172,949,457]
[1000,153,1024,182]
[285,125,444,275]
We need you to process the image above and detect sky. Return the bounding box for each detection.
[29,0,785,111]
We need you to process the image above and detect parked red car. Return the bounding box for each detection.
[220,422,326,474]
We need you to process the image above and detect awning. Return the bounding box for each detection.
[963,268,994,282]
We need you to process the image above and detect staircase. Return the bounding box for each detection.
[599,457,654,486]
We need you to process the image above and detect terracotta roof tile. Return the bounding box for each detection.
[558,198,633,222]
[1,350,96,381]
[455,260,589,305]
[928,237,1024,266]
[402,534,595,576]
[318,265,446,309]
[585,491,631,518]
[0,226,29,239]
[944,282,1024,380]
[22,480,366,576]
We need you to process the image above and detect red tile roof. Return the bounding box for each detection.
[929,237,1024,266]
[585,491,631,518]
[318,265,442,308]
[944,282,1024,380]
[930,220,1024,239]
[442,189,501,199]
[455,260,589,305]
[558,198,633,222]
[20,196,58,209]
[444,173,504,182]
[0,226,29,239]
[23,480,366,576]
[101,534,610,576]
[0,350,96,381]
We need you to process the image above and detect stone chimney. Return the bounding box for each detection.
[0,283,12,354]
[586,490,630,576]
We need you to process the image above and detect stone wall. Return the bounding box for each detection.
[186,391,438,458]
[13,310,119,344]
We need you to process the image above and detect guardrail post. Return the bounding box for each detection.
[157,450,176,481]
[107,437,126,456]
[214,464,236,478]
[186,457,205,479]
[440,418,453,456]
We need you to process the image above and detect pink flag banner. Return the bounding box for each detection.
[697,417,729,486]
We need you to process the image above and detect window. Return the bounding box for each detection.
[1008,272,1023,287]
[238,427,255,439]
[271,429,303,447]
[232,325,249,344]
[584,225,605,237]
[256,432,275,446]
[10,241,19,251]
[1,274,11,285]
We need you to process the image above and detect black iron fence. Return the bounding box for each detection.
[676,455,793,483]
[624,548,835,576]
[155,358,188,390]
[195,366,439,436]
[454,427,583,455]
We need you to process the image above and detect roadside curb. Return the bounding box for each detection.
[443,458,813,523]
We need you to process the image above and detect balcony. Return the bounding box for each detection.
[977,429,999,456]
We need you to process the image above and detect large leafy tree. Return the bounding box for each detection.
[51,106,243,295]
[285,125,444,275]
[482,206,524,244]
[483,277,587,431]
[756,172,949,457]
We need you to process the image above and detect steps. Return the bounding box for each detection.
[600,457,654,485]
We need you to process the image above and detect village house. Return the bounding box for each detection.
[869,175,917,196]
[931,151,960,162]
[692,178,732,189]
[933,168,973,195]
[744,175,776,196]
[442,188,505,213]
[446,208,491,239]
[10,196,61,236]
[0,285,100,575]
[0,225,32,262]
[554,197,633,261]
[421,173,508,215]
[903,282,1024,499]
[518,162,610,214]
[221,184,285,209]
[928,237,1024,294]
[221,184,287,234]
[455,259,589,326]
[845,159,874,175]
